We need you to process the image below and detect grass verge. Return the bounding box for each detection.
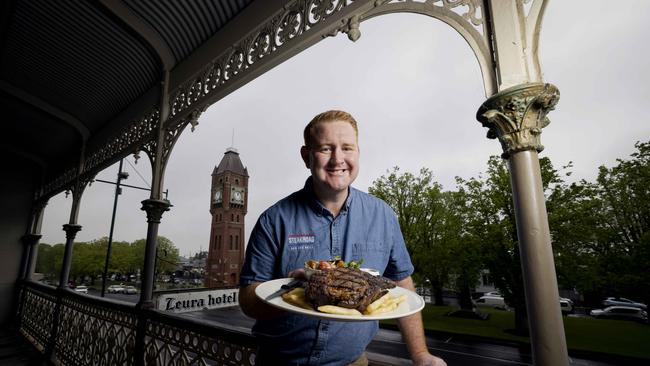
[380,305,650,360]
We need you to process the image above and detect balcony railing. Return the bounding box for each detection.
[16,280,257,365]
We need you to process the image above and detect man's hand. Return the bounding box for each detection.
[393,276,447,366]
[288,268,306,279]
[412,351,447,366]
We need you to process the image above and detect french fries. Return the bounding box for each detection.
[280,286,407,316]
[364,292,391,314]
[281,288,313,310]
[363,294,407,315]
[317,305,362,316]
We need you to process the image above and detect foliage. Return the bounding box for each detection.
[370,139,650,335]
[543,141,650,306]
[36,236,180,283]
[369,167,483,307]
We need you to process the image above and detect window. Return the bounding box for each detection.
[231,213,234,221]
[218,235,221,249]
[235,236,239,249]
[236,215,239,222]
[230,235,233,250]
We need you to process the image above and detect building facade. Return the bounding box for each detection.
[205,148,248,288]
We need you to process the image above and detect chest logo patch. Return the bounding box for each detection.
[287,234,315,244]
[287,234,316,250]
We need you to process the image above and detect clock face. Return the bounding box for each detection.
[231,187,245,204]
[214,190,222,202]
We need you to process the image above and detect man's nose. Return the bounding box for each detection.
[330,147,344,164]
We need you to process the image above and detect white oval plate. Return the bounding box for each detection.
[255,278,425,322]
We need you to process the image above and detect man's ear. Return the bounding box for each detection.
[300,146,311,169]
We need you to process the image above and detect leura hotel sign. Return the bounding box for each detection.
[155,287,239,314]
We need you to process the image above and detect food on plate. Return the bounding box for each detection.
[305,256,364,270]
[281,288,313,310]
[280,260,407,317]
[317,305,362,316]
[280,280,406,316]
[364,294,407,315]
[364,292,391,314]
[305,267,396,313]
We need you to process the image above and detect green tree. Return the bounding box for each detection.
[130,236,180,276]
[369,167,455,305]
[444,189,484,310]
[592,141,650,305]
[457,156,565,334]
[36,243,54,276]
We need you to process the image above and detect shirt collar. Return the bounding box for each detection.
[303,177,354,216]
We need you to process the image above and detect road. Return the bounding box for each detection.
[85,287,140,302]
[179,306,618,366]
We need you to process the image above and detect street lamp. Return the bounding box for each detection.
[100,159,128,297]
[95,158,169,297]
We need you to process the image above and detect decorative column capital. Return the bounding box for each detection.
[62,224,82,240]
[141,199,172,223]
[477,83,560,158]
[21,233,42,247]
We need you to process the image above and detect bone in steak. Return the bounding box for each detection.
[305,267,396,312]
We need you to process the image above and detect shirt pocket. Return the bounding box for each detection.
[352,241,388,272]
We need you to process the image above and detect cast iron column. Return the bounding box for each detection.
[477,82,568,365]
[58,224,82,288]
[137,199,171,308]
[20,233,43,280]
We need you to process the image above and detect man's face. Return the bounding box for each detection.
[301,120,360,197]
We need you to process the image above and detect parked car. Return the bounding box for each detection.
[74,285,88,294]
[590,306,648,323]
[475,296,509,310]
[107,284,124,294]
[602,297,647,310]
[484,291,502,297]
[123,286,138,294]
[559,299,573,314]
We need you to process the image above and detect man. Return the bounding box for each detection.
[240,110,446,366]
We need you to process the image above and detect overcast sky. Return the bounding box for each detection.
[40,1,650,258]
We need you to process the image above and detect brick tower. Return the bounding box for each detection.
[206,147,248,288]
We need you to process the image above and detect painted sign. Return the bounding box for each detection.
[156,288,239,313]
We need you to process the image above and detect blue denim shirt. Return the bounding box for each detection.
[240,178,414,365]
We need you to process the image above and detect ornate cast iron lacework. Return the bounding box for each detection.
[55,294,137,366]
[38,108,159,200]
[170,0,494,128]
[377,0,484,30]
[169,0,352,125]
[84,109,159,176]
[141,117,191,176]
[19,284,56,352]
[18,282,259,366]
[144,317,257,366]
[41,166,77,200]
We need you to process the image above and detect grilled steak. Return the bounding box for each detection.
[305,267,396,312]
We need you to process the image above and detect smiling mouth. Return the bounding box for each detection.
[327,169,347,175]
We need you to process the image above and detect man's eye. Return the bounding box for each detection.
[320,147,332,153]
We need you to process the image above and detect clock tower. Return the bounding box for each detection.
[206,147,248,288]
